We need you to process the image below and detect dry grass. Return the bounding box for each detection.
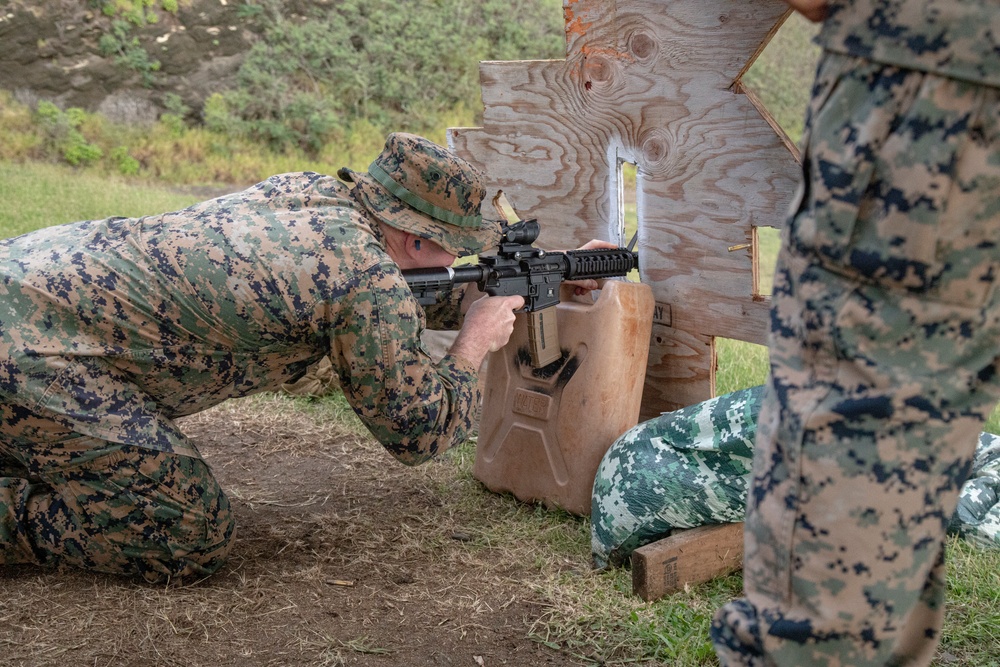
[1,393,610,666]
[5,392,996,666]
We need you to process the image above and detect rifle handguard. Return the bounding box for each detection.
[563,248,637,281]
[401,219,640,367]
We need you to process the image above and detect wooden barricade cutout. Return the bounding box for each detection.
[450,0,799,419]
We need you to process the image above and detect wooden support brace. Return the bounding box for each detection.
[631,522,744,602]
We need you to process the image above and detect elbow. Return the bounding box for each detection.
[360,392,473,466]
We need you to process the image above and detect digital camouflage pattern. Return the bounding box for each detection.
[0,171,478,461]
[590,389,1000,570]
[0,436,233,583]
[949,432,1000,550]
[0,170,480,580]
[819,0,1000,88]
[337,132,502,257]
[711,2,1000,663]
[590,386,764,569]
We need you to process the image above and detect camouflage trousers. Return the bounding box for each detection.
[590,385,762,569]
[0,420,234,584]
[712,53,1000,666]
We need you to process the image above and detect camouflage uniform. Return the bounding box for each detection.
[948,432,1000,550]
[590,386,764,569]
[711,1,1000,665]
[590,388,999,572]
[0,134,499,582]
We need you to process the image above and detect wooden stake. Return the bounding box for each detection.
[632,523,744,601]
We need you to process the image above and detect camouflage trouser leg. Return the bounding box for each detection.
[0,432,235,584]
[590,385,763,568]
[712,54,1000,666]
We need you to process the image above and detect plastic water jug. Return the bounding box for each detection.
[475,279,654,515]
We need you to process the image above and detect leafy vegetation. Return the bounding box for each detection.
[33,101,104,167]
[0,0,565,183]
[92,0,176,86]
[98,19,162,87]
[0,89,370,188]
[206,0,565,153]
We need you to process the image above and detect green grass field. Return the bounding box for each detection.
[0,161,202,239]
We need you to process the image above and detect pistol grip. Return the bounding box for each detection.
[527,308,560,367]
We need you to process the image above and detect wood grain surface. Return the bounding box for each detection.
[451,0,800,417]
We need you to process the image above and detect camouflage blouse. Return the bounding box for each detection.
[0,172,478,464]
[819,0,1000,87]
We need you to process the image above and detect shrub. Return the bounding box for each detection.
[213,0,564,154]
[110,146,141,175]
[35,101,104,166]
[96,7,162,86]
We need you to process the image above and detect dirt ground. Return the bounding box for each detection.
[0,395,601,667]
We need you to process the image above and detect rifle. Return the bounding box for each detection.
[403,219,639,368]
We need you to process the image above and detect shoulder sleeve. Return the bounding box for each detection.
[327,261,480,465]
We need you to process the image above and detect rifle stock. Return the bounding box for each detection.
[403,219,639,367]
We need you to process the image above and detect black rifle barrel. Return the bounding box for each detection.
[402,247,638,297]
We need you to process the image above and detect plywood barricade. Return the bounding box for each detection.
[450,0,800,420]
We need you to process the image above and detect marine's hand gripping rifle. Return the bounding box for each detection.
[402,219,639,368]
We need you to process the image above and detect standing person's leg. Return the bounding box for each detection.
[712,54,1000,666]
[1,417,234,583]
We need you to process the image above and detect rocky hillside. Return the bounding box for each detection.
[0,0,300,123]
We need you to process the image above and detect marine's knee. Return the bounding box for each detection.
[157,472,236,581]
[120,453,237,583]
[711,598,764,666]
[132,494,236,583]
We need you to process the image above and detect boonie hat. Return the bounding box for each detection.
[337,133,501,257]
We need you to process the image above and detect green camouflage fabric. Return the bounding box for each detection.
[819,0,1000,88]
[0,436,233,583]
[949,432,1000,550]
[590,386,763,569]
[711,4,1000,663]
[590,388,1000,569]
[1,171,479,580]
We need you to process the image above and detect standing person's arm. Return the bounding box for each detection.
[783,0,827,22]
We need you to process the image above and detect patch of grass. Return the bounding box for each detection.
[716,338,769,395]
[939,536,1000,665]
[755,225,781,297]
[528,567,740,665]
[743,12,821,146]
[0,161,201,239]
[427,440,728,665]
[986,412,1000,436]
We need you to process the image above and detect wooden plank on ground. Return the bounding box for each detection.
[632,522,744,601]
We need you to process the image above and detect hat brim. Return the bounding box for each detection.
[340,168,501,257]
